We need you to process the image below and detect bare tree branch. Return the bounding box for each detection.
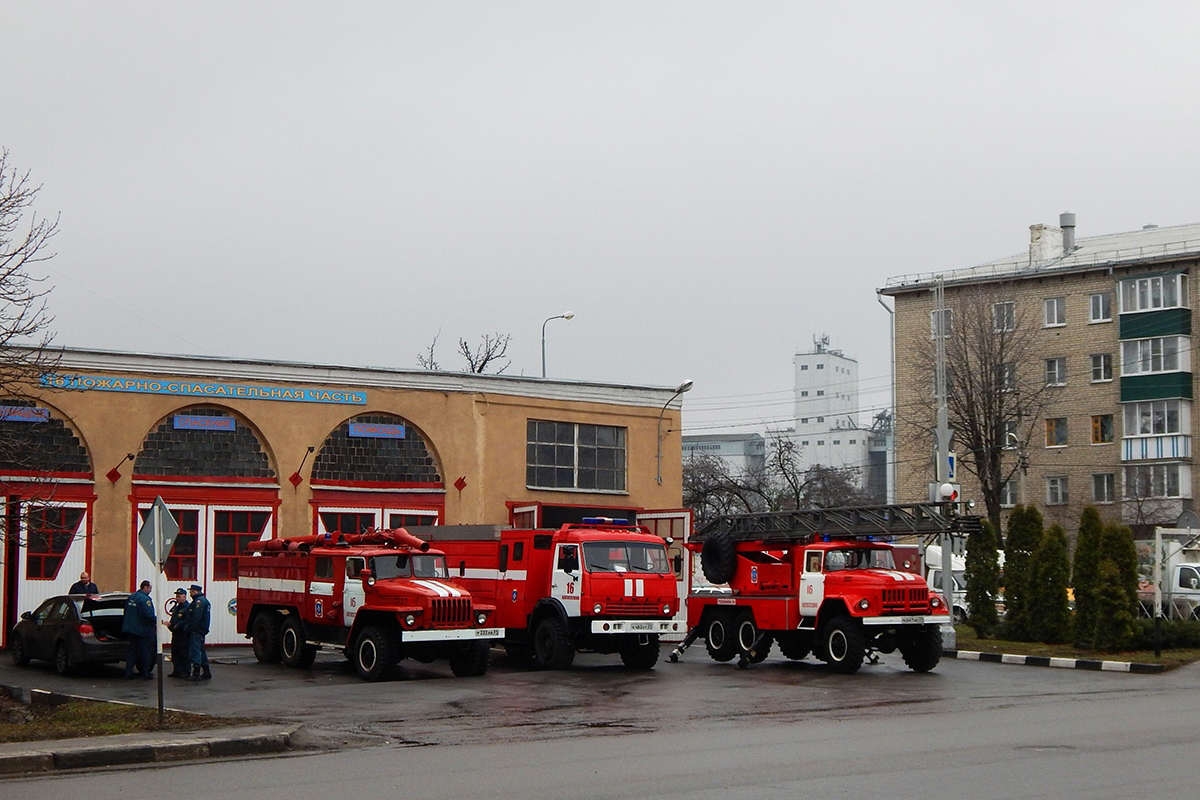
[458,332,511,374]
[416,331,441,370]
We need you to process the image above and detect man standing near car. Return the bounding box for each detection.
[69,572,98,594]
[185,583,212,681]
[122,580,156,680]
[167,587,191,678]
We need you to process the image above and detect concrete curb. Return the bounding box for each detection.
[946,648,1167,674]
[0,683,296,775]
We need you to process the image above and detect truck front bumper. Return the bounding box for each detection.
[589,619,683,635]
[402,627,503,643]
[859,615,946,626]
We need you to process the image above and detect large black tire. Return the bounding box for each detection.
[353,625,398,681]
[533,616,575,670]
[251,611,284,664]
[448,640,491,677]
[821,616,866,674]
[619,635,660,670]
[54,641,73,676]
[704,614,739,662]
[700,531,738,584]
[280,616,317,669]
[9,635,30,667]
[898,626,943,673]
[777,632,811,661]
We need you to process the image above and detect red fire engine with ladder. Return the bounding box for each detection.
[426,518,681,670]
[236,528,500,681]
[671,502,981,674]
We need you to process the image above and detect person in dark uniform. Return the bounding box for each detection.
[167,587,191,678]
[69,572,98,594]
[186,584,212,681]
[122,580,156,680]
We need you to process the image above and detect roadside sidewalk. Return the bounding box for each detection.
[0,722,298,775]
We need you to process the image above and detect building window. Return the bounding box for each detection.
[1124,399,1183,436]
[1090,353,1113,382]
[1045,417,1068,447]
[930,308,953,339]
[25,506,85,580]
[993,301,1016,333]
[1091,414,1114,444]
[801,440,809,446]
[1121,336,1186,375]
[817,364,824,370]
[817,417,824,422]
[849,438,857,444]
[1045,357,1067,386]
[833,440,841,445]
[213,510,271,581]
[1000,420,1018,448]
[1092,473,1116,503]
[1044,297,1066,327]
[816,390,824,396]
[800,418,809,423]
[1000,480,1017,508]
[1090,292,1113,323]
[1124,463,1182,498]
[817,440,825,445]
[1046,476,1069,505]
[801,391,808,396]
[1119,273,1188,314]
[527,420,627,491]
[800,365,808,370]
[995,362,1016,391]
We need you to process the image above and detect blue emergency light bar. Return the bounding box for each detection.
[581,517,629,525]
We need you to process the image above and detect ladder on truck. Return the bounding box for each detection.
[693,502,982,544]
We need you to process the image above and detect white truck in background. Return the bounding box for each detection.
[1138,528,1200,621]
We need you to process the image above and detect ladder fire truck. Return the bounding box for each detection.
[236,528,500,681]
[672,502,980,674]
[426,518,681,670]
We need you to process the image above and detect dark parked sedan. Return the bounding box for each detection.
[9,593,131,675]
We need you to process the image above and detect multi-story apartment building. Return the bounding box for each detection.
[682,432,766,476]
[880,215,1200,532]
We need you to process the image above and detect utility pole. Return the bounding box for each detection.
[933,278,956,647]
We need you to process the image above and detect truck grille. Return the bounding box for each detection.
[881,587,929,613]
[605,601,661,616]
[431,597,472,627]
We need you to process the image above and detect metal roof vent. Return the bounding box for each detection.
[1060,212,1076,254]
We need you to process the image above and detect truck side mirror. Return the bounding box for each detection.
[360,568,374,587]
[673,554,683,575]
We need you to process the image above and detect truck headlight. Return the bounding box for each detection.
[476,611,487,625]
[662,604,671,615]
[404,614,416,626]
[930,595,942,609]
[593,603,603,614]
[857,598,870,610]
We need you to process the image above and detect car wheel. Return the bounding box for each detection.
[533,616,574,670]
[280,616,317,669]
[353,625,398,682]
[704,614,738,662]
[54,641,73,676]
[10,635,30,667]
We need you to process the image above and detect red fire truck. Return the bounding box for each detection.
[672,503,979,674]
[236,528,500,681]
[426,518,681,670]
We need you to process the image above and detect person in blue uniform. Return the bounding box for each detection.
[122,580,156,680]
[185,584,212,681]
[167,588,192,677]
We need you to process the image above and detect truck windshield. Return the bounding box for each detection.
[582,541,670,573]
[370,554,449,579]
[823,548,896,572]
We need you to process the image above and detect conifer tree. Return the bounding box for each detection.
[964,518,1001,637]
[1002,504,1043,641]
[1028,524,1072,643]
[1071,506,1104,648]
[1090,523,1140,651]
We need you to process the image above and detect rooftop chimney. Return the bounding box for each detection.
[1060,212,1076,254]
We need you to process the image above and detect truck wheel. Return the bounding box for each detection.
[701,531,738,584]
[821,617,865,674]
[280,616,317,669]
[251,612,284,663]
[9,635,30,667]
[353,625,398,681]
[899,627,942,673]
[449,641,491,677]
[533,616,575,670]
[619,635,660,670]
[777,633,810,661]
[704,614,738,662]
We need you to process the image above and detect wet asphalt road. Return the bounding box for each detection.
[3,642,1197,750]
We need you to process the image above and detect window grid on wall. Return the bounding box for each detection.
[1045,357,1067,386]
[1090,353,1113,382]
[213,510,270,580]
[1044,297,1066,327]
[1045,418,1068,447]
[1092,473,1115,503]
[992,301,1016,333]
[1046,476,1068,505]
[526,420,627,492]
[1090,292,1112,323]
[1091,414,1114,444]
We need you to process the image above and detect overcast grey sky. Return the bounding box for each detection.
[4,2,1199,435]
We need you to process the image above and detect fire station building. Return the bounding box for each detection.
[0,347,691,645]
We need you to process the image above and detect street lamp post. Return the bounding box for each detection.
[656,379,694,485]
[541,312,575,378]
